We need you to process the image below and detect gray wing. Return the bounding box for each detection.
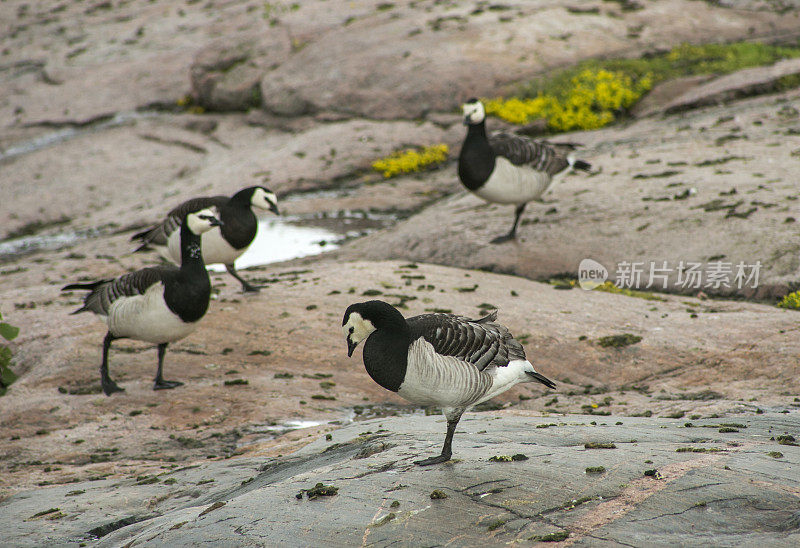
[72,266,177,315]
[489,131,570,176]
[132,196,227,248]
[407,311,526,371]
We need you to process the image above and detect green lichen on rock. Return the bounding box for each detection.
[585,466,606,474]
[530,531,569,542]
[593,281,667,301]
[597,334,642,348]
[0,311,19,396]
[584,442,617,449]
[298,482,339,500]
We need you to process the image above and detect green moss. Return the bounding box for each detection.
[767,451,784,459]
[585,442,616,449]
[585,466,606,474]
[593,281,667,301]
[777,434,798,446]
[430,489,448,499]
[0,311,19,396]
[530,531,569,542]
[223,379,248,386]
[486,41,800,132]
[371,513,396,527]
[487,518,507,531]
[676,447,722,453]
[597,334,642,348]
[298,482,338,500]
[29,508,60,519]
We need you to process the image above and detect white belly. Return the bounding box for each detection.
[474,157,553,204]
[107,283,198,343]
[397,339,491,408]
[165,227,245,266]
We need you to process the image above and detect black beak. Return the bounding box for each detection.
[210,216,223,227]
[463,115,470,125]
[269,203,280,216]
[347,338,357,357]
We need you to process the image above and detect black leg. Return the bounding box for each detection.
[415,414,461,466]
[490,203,526,244]
[226,264,259,293]
[100,332,125,396]
[153,343,183,390]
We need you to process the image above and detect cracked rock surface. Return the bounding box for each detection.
[1,412,797,546]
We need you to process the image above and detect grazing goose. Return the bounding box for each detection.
[63,209,221,396]
[132,186,279,293]
[458,98,592,243]
[342,300,556,465]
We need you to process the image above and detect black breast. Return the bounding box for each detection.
[163,270,211,323]
[220,204,257,249]
[362,330,409,393]
[458,128,496,191]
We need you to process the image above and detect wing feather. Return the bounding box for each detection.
[75,266,177,315]
[489,131,571,176]
[132,196,228,247]
[407,312,526,371]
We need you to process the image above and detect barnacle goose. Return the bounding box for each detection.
[342,300,556,465]
[458,98,592,243]
[63,209,221,396]
[131,186,279,293]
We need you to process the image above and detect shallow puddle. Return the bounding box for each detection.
[207,217,341,272]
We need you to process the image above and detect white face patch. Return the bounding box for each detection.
[186,207,219,235]
[251,187,278,212]
[342,312,376,344]
[462,101,485,124]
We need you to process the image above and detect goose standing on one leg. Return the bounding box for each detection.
[63,209,221,396]
[131,186,279,293]
[458,98,592,244]
[342,300,556,465]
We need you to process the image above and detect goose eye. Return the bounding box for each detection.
[349,327,354,334]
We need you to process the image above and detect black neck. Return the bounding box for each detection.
[230,188,254,206]
[166,222,211,323]
[362,309,411,393]
[458,121,496,190]
[179,221,206,274]
[218,197,257,250]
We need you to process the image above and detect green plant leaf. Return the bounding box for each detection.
[0,322,19,341]
[0,363,17,386]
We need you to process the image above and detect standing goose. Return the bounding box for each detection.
[458,98,592,243]
[63,209,221,396]
[132,186,279,293]
[342,300,556,465]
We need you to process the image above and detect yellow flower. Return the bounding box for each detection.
[372,144,449,178]
[777,291,800,310]
[484,69,652,132]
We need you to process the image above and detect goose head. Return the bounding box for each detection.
[185,208,222,235]
[462,98,485,125]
